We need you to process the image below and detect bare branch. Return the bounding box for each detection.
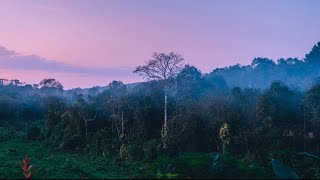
[133,52,184,81]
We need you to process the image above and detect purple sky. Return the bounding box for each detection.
[1,0,320,89]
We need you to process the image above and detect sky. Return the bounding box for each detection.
[0,0,320,89]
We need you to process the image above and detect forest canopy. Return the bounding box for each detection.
[1,42,320,179]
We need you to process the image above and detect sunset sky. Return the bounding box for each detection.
[1,0,320,89]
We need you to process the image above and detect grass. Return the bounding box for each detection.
[150,153,215,179]
[0,125,272,179]
[0,139,150,179]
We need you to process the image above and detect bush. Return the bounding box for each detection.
[150,153,274,179]
[0,126,24,142]
[61,134,84,150]
[155,170,182,179]
[270,150,320,179]
[151,153,212,179]
[143,139,162,162]
[85,129,121,157]
[210,153,271,179]
[172,153,212,178]
[119,144,144,161]
[26,125,42,141]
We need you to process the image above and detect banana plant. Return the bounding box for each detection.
[272,152,320,179]
[271,159,299,179]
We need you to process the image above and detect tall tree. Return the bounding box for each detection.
[9,79,23,86]
[39,78,63,90]
[255,81,301,152]
[305,42,320,64]
[133,52,184,148]
[108,80,127,143]
[0,79,9,85]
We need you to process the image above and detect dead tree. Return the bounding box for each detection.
[78,111,97,135]
[133,52,184,148]
[0,79,9,85]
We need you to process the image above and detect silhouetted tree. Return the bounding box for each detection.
[133,52,184,148]
[39,78,63,91]
[305,42,320,64]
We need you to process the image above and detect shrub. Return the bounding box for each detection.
[85,129,121,157]
[119,144,144,161]
[210,154,271,179]
[26,125,42,141]
[156,170,182,179]
[143,139,162,162]
[151,153,213,179]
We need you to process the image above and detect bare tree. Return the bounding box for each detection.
[0,78,9,85]
[10,79,22,86]
[133,52,184,148]
[78,111,97,135]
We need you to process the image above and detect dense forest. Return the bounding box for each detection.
[1,42,320,179]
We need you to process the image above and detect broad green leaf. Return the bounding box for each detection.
[271,159,299,179]
[298,152,320,160]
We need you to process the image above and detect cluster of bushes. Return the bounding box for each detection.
[151,153,271,179]
[33,76,320,178]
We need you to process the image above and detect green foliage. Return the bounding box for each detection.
[270,151,320,179]
[85,128,120,157]
[151,153,270,179]
[271,159,300,179]
[0,140,149,179]
[150,153,269,179]
[304,83,320,124]
[298,152,320,160]
[156,170,182,179]
[305,42,320,63]
[171,153,212,178]
[0,126,25,142]
[143,139,162,162]
[25,124,42,141]
[4,43,320,178]
[167,112,199,152]
[210,154,271,179]
[119,144,144,161]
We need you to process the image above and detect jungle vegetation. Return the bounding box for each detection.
[1,42,320,179]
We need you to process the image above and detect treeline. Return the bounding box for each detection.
[1,41,320,175]
[41,77,320,161]
[2,68,320,162]
[209,42,320,90]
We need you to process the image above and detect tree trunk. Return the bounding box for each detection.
[121,111,124,134]
[85,120,88,135]
[164,90,167,127]
[162,84,168,149]
[304,107,306,152]
[112,109,115,133]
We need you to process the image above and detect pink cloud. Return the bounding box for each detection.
[0,46,142,89]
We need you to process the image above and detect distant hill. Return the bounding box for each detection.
[207,42,320,90]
